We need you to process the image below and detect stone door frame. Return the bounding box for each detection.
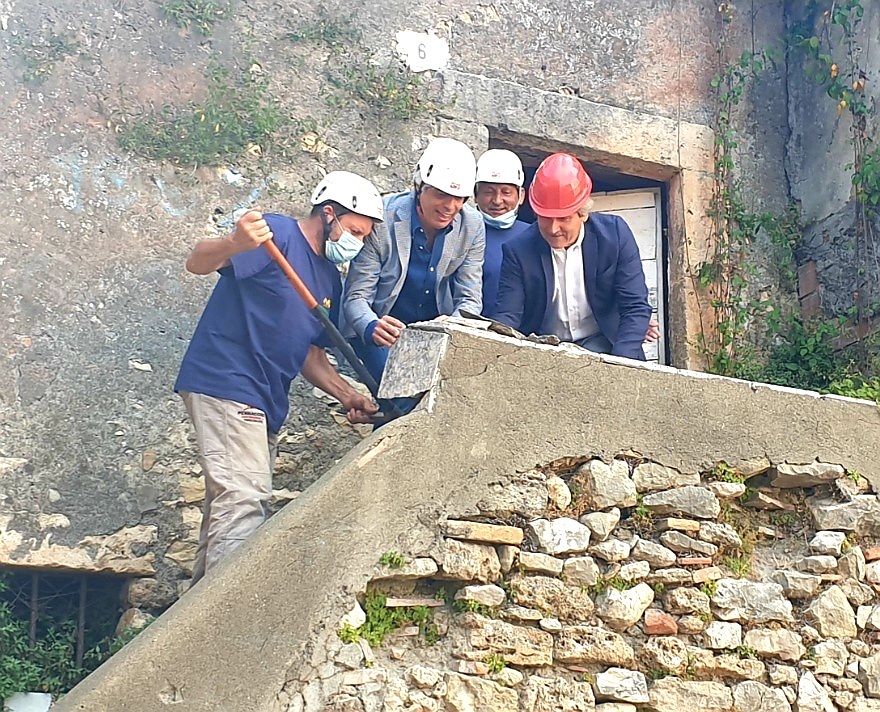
[436,69,716,368]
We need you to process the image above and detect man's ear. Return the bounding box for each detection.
[517,188,526,208]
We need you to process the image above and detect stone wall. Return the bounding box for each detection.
[287,455,880,712]
[48,324,880,712]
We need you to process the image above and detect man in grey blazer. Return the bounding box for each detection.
[344,137,485,384]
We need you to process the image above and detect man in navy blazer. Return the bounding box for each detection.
[491,153,652,361]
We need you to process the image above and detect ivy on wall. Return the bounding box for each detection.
[695,1,880,401]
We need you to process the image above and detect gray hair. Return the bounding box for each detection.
[577,198,595,219]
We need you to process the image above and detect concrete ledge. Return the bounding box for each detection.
[54,325,880,712]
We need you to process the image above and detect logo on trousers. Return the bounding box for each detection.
[237,407,265,424]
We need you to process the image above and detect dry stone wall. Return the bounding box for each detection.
[280,454,880,712]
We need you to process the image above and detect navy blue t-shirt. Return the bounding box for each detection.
[482,219,529,315]
[175,215,341,433]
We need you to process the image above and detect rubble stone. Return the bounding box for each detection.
[733,680,792,712]
[595,668,649,704]
[518,551,564,575]
[595,583,654,632]
[743,628,806,662]
[659,530,718,556]
[641,486,721,519]
[580,508,621,542]
[711,579,793,623]
[454,585,506,608]
[664,587,710,615]
[810,531,847,556]
[546,476,573,510]
[698,521,743,548]
[529,517,592,555]
[439,539,502,583]
[562,556,600,587]
[554,626,635,666]
[508,574,594,623]
[444,520,524,546]
[632,462,699,493]
[591,538,632,562]
[452,613,553,667]
[444,673,518,711]
[771,570,823,599]
[521,676,596,711]
[704,621,743,650]
[804,585,857,639]
[576,459,638,509]
[808,495,880,534]
[797,671,836,712]
[631,539,677,567]
[647,678,733,712]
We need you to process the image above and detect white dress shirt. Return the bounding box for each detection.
[540,226,600,341]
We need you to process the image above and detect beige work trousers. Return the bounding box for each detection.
[181,391,278,584]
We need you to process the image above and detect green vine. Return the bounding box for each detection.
[697,17,799,376]
[794,0,880,328]
[694,1,880,401]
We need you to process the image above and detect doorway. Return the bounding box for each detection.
[491,136,669,364]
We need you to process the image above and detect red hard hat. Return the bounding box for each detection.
[528,153,593,218]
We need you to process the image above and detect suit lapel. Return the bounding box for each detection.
[582,220,598,307]
[538,237,553,313]
[394,200,412,288]
[436,212,460,278]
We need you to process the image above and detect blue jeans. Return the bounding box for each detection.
[575,332,613,354]
[349,337,389,386]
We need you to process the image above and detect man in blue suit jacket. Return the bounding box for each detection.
[344,138,485,384]
[491,153,652,361]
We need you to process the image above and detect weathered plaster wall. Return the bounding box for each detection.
[786,1,880,319]
[0,0,789,603]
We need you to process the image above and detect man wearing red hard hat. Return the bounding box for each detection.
[490,153,652,360]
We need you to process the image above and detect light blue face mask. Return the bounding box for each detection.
[482,208,519,230]
[324,219,364,264]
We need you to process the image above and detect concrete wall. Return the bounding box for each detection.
[51,324,880,711]
[0,1,791,607]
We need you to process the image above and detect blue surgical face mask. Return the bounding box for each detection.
[324,219,364,264]
[482,208,519,230]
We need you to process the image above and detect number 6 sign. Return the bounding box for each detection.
[395,30,450,72]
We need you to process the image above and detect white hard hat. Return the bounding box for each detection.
[476,149,524,187]
[310,171,384,222]
[413,138,476,198]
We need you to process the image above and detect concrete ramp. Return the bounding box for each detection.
[54,323,880,712]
